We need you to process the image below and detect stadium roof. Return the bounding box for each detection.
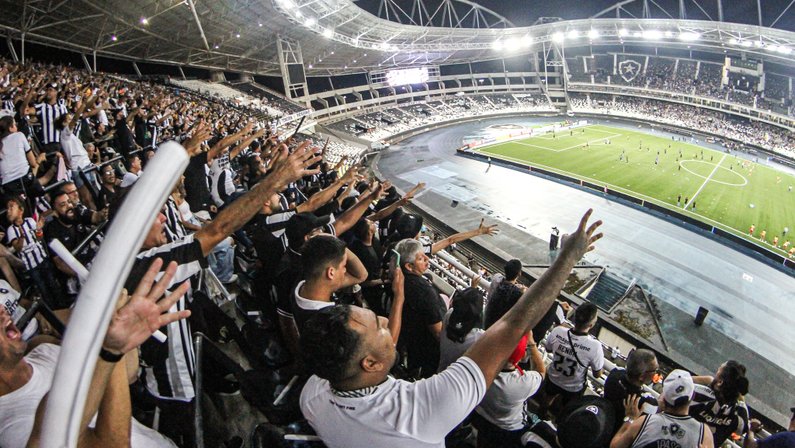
[2,0,795,76]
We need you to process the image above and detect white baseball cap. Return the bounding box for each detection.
[663,369,695,407]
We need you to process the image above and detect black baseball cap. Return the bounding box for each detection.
[286,212,331,248]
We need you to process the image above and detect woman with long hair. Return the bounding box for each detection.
[438,286,486,373]
[0,115,57,198]
[690,360,751,447]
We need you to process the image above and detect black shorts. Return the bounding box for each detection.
[2,171,45,198]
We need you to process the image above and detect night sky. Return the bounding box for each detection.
[353,0,795,31]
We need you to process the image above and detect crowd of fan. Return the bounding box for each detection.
[1,57,793,448]
[569,55,794,117]
[569,93,795,159]
[327,93,555,141]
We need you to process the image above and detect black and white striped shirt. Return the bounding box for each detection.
[34,99,68,145]
[125,234,207,402]
[6,218,48,270]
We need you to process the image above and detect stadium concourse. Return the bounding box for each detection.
[4,0,795,446]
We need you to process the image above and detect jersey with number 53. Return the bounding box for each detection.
[544,326,605,392]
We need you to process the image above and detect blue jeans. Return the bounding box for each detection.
[207,238,234,282]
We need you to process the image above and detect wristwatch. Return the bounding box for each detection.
[623,416,634,425]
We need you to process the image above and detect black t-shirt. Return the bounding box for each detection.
[114,120,136,158]
[348,239,381,282]
[97,185,124,211]
[399,271,446,378]
[484,281,523,329]
[532,302,564,343]
[184,152,213,212]
[44,218,95,263]
[603,368,658,436]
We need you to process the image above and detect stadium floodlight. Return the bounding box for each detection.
[296,11,303,18]
[523,34,533,46]
[618,28,629,37]
[588,29,600,39]
[111,35,118,41]
[492,40,504,50]
[678,32,700,41]
[642,30,662,40]
[633,31,642,37]
[779,46,793,54]
[741,40,752,47]
[304,17,316,27]
[140,17,149,25]
[380,42,390,50]
[754,40,765,47]
[322,28,333,38]
[729,37,738,44]
[551,32,565,43]
[567,30,579,39]
[505,37,518,49]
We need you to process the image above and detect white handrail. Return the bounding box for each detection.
[40,142,189,447]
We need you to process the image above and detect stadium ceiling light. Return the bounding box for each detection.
[567,30,579,39]
[304,17,316,27]
[213,44,219,49]
[551,31,565,43]
[258,22,263,27]
[778,46,792,54]
[741,40,752,47]
[588,29,599,39]
[754,40,765,47]
[642,30,662,39]
[492,40,503,50]
[767,44,779,52]
[678,32,700,41]
[729,37,738,45]
[235,33,241,38]
[664,30,674,38]
[322,28,333,38]
[505,37,518,49]
[111,34,118,41]
[618,28,629,37]
[523,34,533,46]
[380,42,390,50]
[633,31,642,37]
[140,17,149,25]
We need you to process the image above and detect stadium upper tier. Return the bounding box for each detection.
[3,0,795,75]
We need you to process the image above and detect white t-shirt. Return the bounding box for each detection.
[61,127,91,170]
[209,154,235,206]
[438,308,484,372]
[120,170,142,188]
[0,280,38,340]
[0,344,176,447]
[544,326,604,392]
[476,369,543,430]
[300,356,487,448]
[0,132,31,184]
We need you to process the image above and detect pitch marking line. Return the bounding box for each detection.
[513,132,623,152]
[683,153,727,210]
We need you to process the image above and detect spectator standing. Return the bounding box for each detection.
[5,196,67,309]
[32,83,67,154]
[472,333,546,447]
[689,360,751,447]
[603,348,660,436]
[543,303,605,413]
[438,286,485,372]
[120,154,143,188]
[611,370,713,448]
[0,116,48,197]
[484,259,525,329]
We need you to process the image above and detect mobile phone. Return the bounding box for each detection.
[389,249,400,275]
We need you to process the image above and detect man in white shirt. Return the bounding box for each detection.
[473,333,546,446]
[120,154,143,188]
[543,302,605,415]
[299,209,604,448]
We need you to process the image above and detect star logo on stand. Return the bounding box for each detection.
[618,60,642,82]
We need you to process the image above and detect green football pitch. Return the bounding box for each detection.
[475,124,795,257]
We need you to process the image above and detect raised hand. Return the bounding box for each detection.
[102,258,191,355]
[559,209,604,262]
[477,218,498,236]
[268,140,322,189]
[391,266,404,299]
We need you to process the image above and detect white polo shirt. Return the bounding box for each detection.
[476,369,543,430]
[300,356,487,448]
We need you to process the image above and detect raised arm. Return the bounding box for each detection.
[296,167,360,213]
[463,209,602,387]
[331,182,382,236]
[367,182,425,223]
[229,128,266,161]
[387,268,405,344]
[340,247,368,289]
[431,218,498,255]
[208,121,253,160]
[195,141,321,256]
